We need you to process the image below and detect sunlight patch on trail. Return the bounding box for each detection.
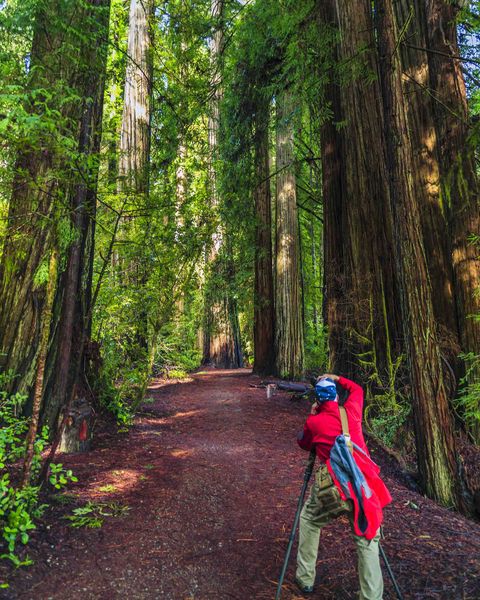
[170,449,191,459]
[86,468,144,498]
[148,377,194,390]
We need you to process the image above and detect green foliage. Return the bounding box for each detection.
[0,384,77,565]
[366,401,411,448]
[346,300,411,447]
[89,0,215,412]
[92,359,138,428]
[98,484,117,493]
[153,317,202,376]
[64,501,130,529]
[363,358,411,448]
[455,352,480,436]
[32,258,50,289]
[48,464,77,490]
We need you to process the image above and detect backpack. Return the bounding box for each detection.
[313,405,352,518]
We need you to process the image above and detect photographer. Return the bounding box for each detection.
[295,374,391,599]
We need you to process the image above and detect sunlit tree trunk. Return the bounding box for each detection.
[394,1,459,388]
[119,0,153,193]
[0,1,111,436]
[320,0,401,383]
[375,0,461,509]
[115,0,154,358]
[425,0,480,441]
[253,97,275,375]
[202,0,243,368]
[274,87,303,379]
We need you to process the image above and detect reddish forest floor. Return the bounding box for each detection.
[2,369,480,599]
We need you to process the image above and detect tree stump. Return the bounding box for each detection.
[59,397,94,453]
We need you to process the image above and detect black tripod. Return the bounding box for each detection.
[275,448,316,600]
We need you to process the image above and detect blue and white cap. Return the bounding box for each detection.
[314,378,338,402]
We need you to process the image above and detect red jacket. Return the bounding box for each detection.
[297,376,392,538]
[327,445,392,539]
[297,376,368,462]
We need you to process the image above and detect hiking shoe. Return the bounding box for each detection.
[294,578,314,594]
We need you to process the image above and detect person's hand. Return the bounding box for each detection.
[316,373,339,382]
[310,401,320,415]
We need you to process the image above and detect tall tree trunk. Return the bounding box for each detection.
[394,1,459,387]
[425,0,480,440]
[274,87,303,379]
[317,1,348,374]
[0,0,111,436]
[202,0,243,368]
[116,0,154,359]
[42,1,111,432]
[375,0,461,508]
[118,0,153,194]
[253,97,275,375]
[320,0,401,384]
[21,250,58,487]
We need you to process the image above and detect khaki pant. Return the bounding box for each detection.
[296,466,384,600]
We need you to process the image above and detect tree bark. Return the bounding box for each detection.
[274,87,304,379]
[375,0,461,509]
[202,0,243,368]
[118,0,153,194]
[394,0,459,385]
[317,1,348,374]
[425,0,480,440]
[0,0,111,434]
[21,250,58,487]
[319,0,401,384]
[115,0,154,358]
[253,97,275,375]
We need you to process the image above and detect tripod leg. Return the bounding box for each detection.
[379,542,404,600]
[275,449,316,600]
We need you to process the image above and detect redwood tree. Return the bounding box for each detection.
[394,1,459,364]
[274,87,303,379]
[375,0,461,508]
[118,0,153,194]
[253,97,275,375]
[319,0,401,383]
[202,0,243,368]
[115,0,154,358]
[0,0,111,432]
[425,0,480,440]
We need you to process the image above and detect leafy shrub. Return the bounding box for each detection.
[152,330,200,376]
[455,352,480,439]
[64,501,130,528]
[0,383,76,565]
[304,323,329,373]
[366,401,411,448]
[90,343,145,427]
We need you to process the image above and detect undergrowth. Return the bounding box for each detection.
[455,351,480,441]
[0,374,77,569]
[350,304,411,449]
[64,501,130,529]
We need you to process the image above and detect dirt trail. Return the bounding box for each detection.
[3,369,480,599]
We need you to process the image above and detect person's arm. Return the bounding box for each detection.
[297,420,314,451]
[337,375,363,418]
[317,373,363,416]
[338,375,362,393]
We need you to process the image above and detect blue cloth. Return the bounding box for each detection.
[314,378,337,401]
[328,435,372,534]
